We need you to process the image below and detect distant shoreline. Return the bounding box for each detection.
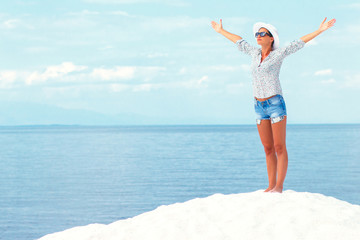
[1,123,359,128]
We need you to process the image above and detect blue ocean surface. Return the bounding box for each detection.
[0,124,359,240]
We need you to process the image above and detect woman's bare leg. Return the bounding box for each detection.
[270,116,288,193]
[257,119,277,192]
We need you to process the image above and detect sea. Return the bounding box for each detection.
[0,124,359,240]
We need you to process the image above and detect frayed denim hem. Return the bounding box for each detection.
[256,115,286,125]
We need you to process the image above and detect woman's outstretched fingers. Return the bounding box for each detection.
[326,18,336,30]
[329,18,336,26]
[319,17,336,32]
[211,19,223,33]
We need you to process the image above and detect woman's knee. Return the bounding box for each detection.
[274,143,286,155]
[263,145,275,155]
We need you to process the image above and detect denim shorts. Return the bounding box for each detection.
[254,94,287,124]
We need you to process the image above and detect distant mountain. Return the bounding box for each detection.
[0,102,159,126]
[0,101,250,126]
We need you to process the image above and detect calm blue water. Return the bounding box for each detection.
[0,124,359,240]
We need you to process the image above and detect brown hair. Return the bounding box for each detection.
[263,27,274,49]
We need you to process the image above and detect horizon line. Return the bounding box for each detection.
[0,123,359,128]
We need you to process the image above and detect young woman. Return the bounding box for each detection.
[211,18,336,192]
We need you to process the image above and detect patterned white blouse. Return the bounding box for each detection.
[236,39,306,98]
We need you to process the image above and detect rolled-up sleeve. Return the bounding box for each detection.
[282,39,306,57]
[236,39,258,57]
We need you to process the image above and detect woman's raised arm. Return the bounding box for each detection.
[211,19,242,43]
[300,17,336,43]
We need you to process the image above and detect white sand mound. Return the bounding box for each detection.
[39,190,360,240]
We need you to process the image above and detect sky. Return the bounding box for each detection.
[0,0,359,125]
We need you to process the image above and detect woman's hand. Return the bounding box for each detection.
[211,19,223,33]
[301,17,336,43]
[211,19,242,43]
[318,17,336,33]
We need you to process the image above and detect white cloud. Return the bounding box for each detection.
[146,52,169,58]
[211,65,239,72]
[179,68,187,75]
[98,45,115,51]
[344,74,360,88]
[206,64,251,73]
[142,66,167,73]
[198,75,208,85]
[324,20,360,46]
[340,3,360,9]
[84,0,152,3]
[42,84,107,100]
[0,62,217,92]
[0,71,17,88]
[314,69,333,76]
[91,66,136,81]
[52,17,96,29]
[345,24,360,33]
[68,10,100,16]
[178,76,209,89]
[63,9,134,17]
[26,62,88,85]
[240,64,251,72]
[108,11,133,17]
[25,46,51,53]
[321,79,336,84]
[83,0,190,6]
[1,64,168,89]
[133,83,154,92]
[222,17,251,30]
[109,83,130,92]
[90,66,166,82]
[2,19,21,29]
[306,39,318,46]
[226,83,244,94]
[140,16,209,32]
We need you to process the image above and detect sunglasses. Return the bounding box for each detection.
[255,31,273,38]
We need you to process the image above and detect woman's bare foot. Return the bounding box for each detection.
[270,186,283,193]
[264,186,276,192]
